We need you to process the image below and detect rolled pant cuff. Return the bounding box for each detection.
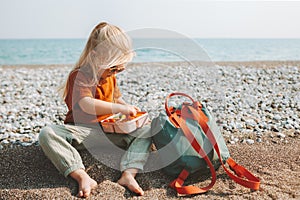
[120,163,144,172]
[63,163,85,177]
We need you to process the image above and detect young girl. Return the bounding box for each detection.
[38,22,151,198]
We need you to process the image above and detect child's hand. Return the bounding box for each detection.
[133,106,141,112]
[119,104,137,116]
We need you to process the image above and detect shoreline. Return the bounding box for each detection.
[1,60,300,69]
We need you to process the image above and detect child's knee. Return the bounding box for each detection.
[38,126,55,145]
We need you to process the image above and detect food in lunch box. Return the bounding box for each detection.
[102,112,145,123]
[101,112,149,134]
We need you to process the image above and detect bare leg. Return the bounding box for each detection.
[117,168,144,196]
[69,169,97,198]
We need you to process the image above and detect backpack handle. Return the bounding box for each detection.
[165,92,198,128]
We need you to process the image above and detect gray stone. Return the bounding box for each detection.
[1,64,300,147]
[20,142,32,147]
[233,138,239,143]
[245,119,256,128]
[1,140,9,144]
[273,115,282,121]
[256,138,262,143]
[277,133,286,138]
[285,124,293,129]
[246,139,255,145]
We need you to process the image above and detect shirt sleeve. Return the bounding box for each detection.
[67,71,94,109]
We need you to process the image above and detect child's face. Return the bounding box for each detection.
[109,65,125,74]
[99,64,125,80]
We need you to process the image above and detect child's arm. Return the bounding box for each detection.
[78,97,137,116]
[116,97,140,112]
[115,97,127,105]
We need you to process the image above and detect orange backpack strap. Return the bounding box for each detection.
[186,105,261,191]
[165,92,196,128]
[165,93,218,195]
[165,93,260,194]
[169,109,217,195]
[169,169,215,195]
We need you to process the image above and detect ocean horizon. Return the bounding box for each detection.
[0,38,300,65]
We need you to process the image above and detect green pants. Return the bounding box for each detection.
[38,124,151,177]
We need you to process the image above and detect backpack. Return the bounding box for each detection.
[151,92,260,195]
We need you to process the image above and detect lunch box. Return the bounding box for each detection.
[100,112,149,134]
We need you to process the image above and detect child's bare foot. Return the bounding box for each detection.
[70,169,97,198]
[77,176,97,198]
[117,169,144,196]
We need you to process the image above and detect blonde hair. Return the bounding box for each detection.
[59,22,134,99]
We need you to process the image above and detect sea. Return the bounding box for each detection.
[0,38,300,65]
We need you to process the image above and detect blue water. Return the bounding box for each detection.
[0,39,300,65]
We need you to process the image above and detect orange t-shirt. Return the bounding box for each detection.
[64,69,122,125]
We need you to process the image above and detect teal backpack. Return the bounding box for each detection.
[151,93,260,195]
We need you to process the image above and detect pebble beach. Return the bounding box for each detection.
[0,61,300,199]
[0,61,299,148]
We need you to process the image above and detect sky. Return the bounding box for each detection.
[0,0,300,39]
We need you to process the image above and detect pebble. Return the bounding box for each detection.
[246,139,255,145]
[273,115,282,121]
[229,141,236,144]
[0,64,299,147]
[245,119,256,128]
[0,67,68,147]
[1,140,9,144]
[256,138,262,143]
[233,138,239,143]
[277,133,286,138]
